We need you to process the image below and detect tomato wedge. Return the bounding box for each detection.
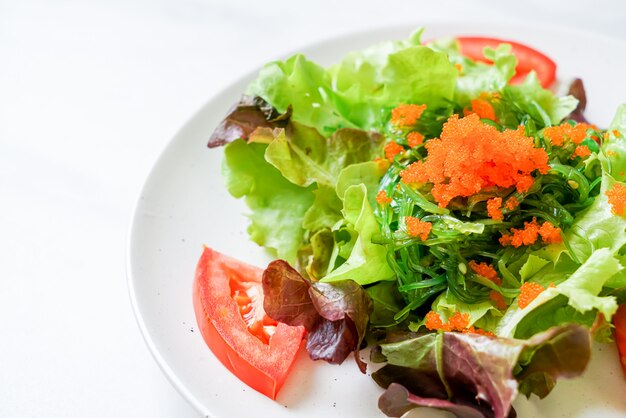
[613,304,626,378]
[456,36,557,88]
[193,247,305,399]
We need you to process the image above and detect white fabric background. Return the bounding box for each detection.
[1,1,625,417]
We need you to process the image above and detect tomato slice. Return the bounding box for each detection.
[193,247,305,399]
[613,304,626,378]
[456,36,557,88]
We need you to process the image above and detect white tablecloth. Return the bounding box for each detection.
[1,1,625,416]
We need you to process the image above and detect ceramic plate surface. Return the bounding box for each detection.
[128,21,626,418]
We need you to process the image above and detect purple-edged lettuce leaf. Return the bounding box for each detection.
[262,259,372,372]
[207,95,289,148]
[373,325,590,418]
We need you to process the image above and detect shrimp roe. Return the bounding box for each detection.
[469,261,502,286]
[489,291,508,310]
[487,197,503,221]
[405,216,432,241]
[606,183,626,216]
[500,218,561,247]
[572,145,591,159]
[376,190,392,205]
[464,98,496,121]
[543,122,596,146]
[504,196,519,210]
[407,131,425,148]
[391,104,427,126]
[399,114,549,207]
[518,282,546,309]
[424,311,444,330]
[384,141,404,161]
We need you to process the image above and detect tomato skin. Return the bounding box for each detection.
[613,304,626,378]
[193,247,305,399]
[456,36,557,88]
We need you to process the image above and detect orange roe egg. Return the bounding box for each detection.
[399,114,549,207]
[384,141,404,161]
[489,291,507,310]
[462,326,495,337]
[454,63,463,74]
[407,131,425,148]
[572,145,591,159]
[499,217,540,248]
[543,122,596,146]
[504,196,519,210]
[538,221,563,244]
[445,311,470,332]
[391,104,427,126]
[376,190,392,205]
[469,261,502,286]
[405,216,432,241]
[373,157,391,172]
[425,311,444,331]
[518,282,546,309]
[464,98,497,121]
[606,183,626,216]
[607,150,619,158]
[487,197,503,221]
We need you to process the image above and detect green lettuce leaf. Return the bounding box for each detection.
[495,249,620,338]
[565,174,626,263]
[502,73,577,126]
[248,30,456,135]
[223,140,314,263]
[603,104,626,182]
[264,123,385,188]
[302,185,343,232]
[322,184,395,285]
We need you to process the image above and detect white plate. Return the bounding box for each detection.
[128,21,626,418]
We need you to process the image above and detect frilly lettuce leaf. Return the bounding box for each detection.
[495,248,620,338]
[222,140,314,263]
[322,184,395,285]
[374,325,590,418]
[264,123,385,187]
[248,30,457,135]
[429,39,516,104]
[564,174,626,264]
[502,73,578,126]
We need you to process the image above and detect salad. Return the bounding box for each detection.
[193,29,626,418]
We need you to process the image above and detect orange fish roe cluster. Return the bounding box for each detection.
[376,190,392,205]
[538,221,563,244]
[462,326,495,337]
[572,145,591,159]
[424,311,471,332]
[499,218,562,248]
[543,122,596,146]
[469,261,502,286]
[444,311,470,332]
[424,311,444,330]
[373,157,391,172]
[464,98,497,121]
[518,282,546,309]
[486,197,503,221]
[407,131,425,148]
[606,183,626,216]
[384,141,405,161]
[504,196,519,211]
[489,291,508,310]
[607,150,619,158]
[405,216,433,241]
[400,114,549,207]
[391,104,427,126]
